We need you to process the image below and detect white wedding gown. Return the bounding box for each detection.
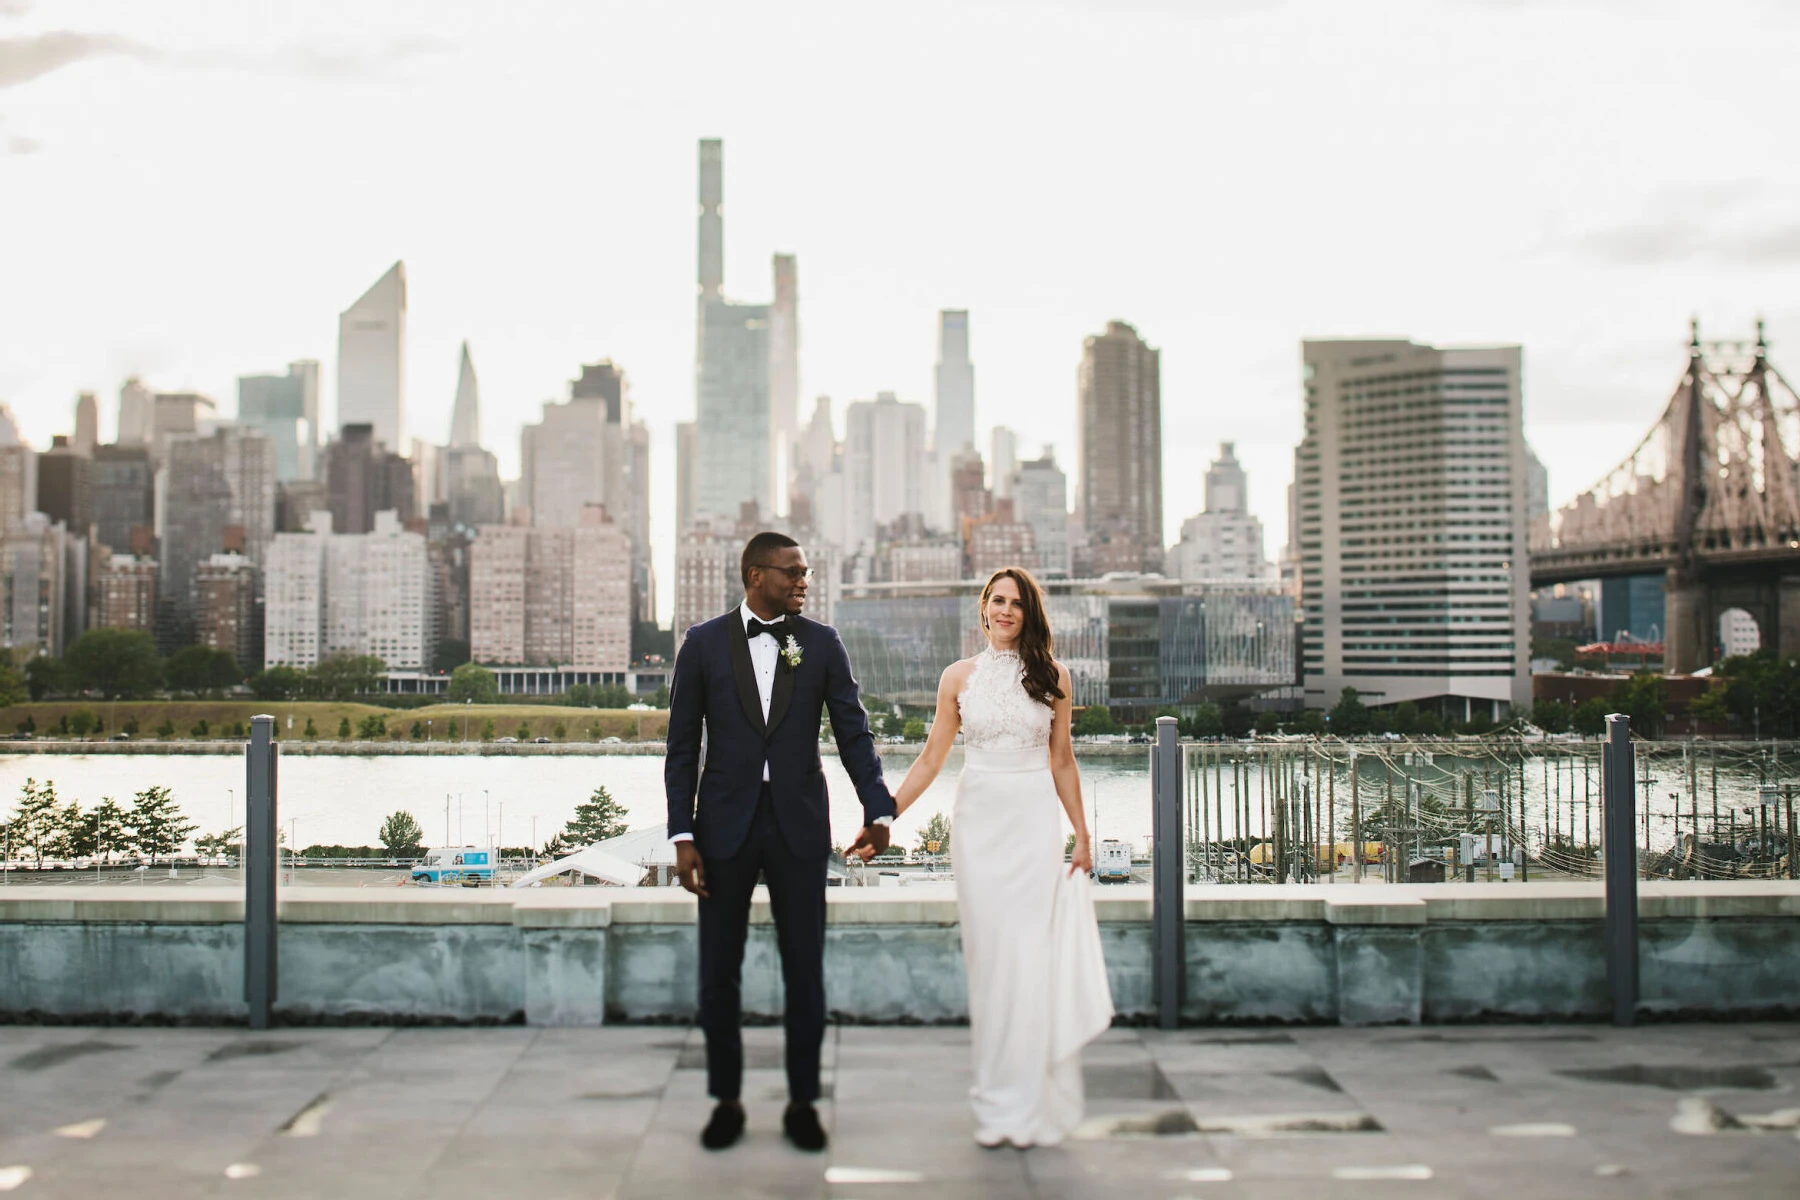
[953,647,1115,1146]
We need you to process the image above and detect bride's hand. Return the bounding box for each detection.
[1069,836,1092,877]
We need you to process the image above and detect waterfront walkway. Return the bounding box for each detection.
[1,1022,1797,1199]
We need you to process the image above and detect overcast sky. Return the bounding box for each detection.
[3,0,1798,619]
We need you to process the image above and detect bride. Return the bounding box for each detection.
[854,565,1114,1147]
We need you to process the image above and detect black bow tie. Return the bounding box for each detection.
[747,618,788,640]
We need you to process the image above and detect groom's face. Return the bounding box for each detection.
[750,545,810,618]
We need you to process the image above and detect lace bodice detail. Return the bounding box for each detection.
[958,648,1053,752]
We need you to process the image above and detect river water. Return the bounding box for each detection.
[0,750,1156,854]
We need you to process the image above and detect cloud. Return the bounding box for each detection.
[0,29,147,90]
[181,33,455,80]
[1552,183,1800,267]
[5,132,38,154]
[0,2,30,17]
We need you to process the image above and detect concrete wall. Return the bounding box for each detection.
[2,883,1796,1027]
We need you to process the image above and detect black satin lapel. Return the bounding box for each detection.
[767,626,798,733]
[725,614,766,735]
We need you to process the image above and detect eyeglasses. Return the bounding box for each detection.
[753,564,815,582]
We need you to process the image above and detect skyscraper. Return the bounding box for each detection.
[770,253,800,494]
[150,392,216,468]
[521,362,631,530]
[692,139,775,525]
[337,261,406,449]
[324,424,414,535]
[265,510,434,671]
[1298,338,1530,716]
[843,393,929,552]
[73,392,98,456]
[1168,442,1268,582]
[116,377,152,447]
[162,426,277,635]
[990,426,1018,502]
[468,507,630,669]
[238,360,321,481]
[91,445,154,554]
[675,421,698,536]
[449,341,481,449]
[1077,320,1163,574]
[1014,451,1072,578]
[36,436,92,536]
[934,310,975,459]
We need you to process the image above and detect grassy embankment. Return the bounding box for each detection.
[0,702,670,743]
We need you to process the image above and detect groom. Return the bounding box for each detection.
[664,531,894,1152]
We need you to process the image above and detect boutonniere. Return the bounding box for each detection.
[781,633,804,670]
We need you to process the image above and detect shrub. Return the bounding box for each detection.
[337,717,352,739]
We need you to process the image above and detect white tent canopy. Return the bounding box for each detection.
[509,825,674,889]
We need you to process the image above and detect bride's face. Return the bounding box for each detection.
[984,577,1025,647]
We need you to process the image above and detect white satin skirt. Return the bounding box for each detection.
[952,746,1115,1145]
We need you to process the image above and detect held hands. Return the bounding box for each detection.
[675,841,708,898]
[1068,835,1093,878]
[846,823,891,863]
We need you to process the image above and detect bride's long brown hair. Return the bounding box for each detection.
[979,566,1064,708]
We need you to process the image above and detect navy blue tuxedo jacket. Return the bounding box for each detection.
[664,610,894,860]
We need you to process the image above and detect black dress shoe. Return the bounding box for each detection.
[701,1101,745,1150]
[783,1102,828,1152]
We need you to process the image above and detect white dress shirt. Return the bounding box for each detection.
[670,603,891,844]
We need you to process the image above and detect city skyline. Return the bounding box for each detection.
[4,1,1799,621]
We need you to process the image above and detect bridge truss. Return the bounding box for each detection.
[1531,322,1800,583]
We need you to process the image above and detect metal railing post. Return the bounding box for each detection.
[245,715,279,1030]
[1602,713,1638,1027]
[1152,716,1185,1030]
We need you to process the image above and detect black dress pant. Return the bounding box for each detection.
[697,785,828,1104]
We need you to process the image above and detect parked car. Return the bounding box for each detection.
[533,736,552,744]
[496,736,519,744]
[601,736,623,744]
[111,732,131,741]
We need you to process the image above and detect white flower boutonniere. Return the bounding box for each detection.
[781,633,804,670]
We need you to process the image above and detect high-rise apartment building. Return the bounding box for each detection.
[337,261,406,449]
[0,513,71,657]
[73,392,99,456]
[693,140,776,524]
[238,360,321,482]
[1298,338,1530,716]
[1168,442,1270,582]
[1013,452,1071,579]
[92,552,158,634]
[673,516,742,655]
[967,500,1037,581]
[116,377,153,447]
[990,427,1018,502]
[264,510,433,670]
[91,445,154,554]
[521,362,631,531]
[675,421,699,536]
[150,392,216,467]
[934,310,975,460]
[194,553,260,671]
[1077,321,1164,575]
[770,253,800,472]
[624,419,654,627]
[843,393,928,552]
[468,507,629,669]
[36,436,92,536]
[324,424,414,535]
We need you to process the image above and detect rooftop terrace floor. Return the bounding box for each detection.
[1,1021,1797,1199]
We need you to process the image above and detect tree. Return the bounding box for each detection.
[1390,701,1419,735]
[189,719,210,739]
[1252,711,1280,737]
[309,653,385,701]
[193,826,243,861]
[481,718,496,741]
[552,722,567,740]
[1532,637,1580,672]
[250,665,307,701]
[1221,702,1256,739]
[356,714,388,740]
[410,720,424,740]
[0,657,25,707]
[52,801,97,860]
[903,717,927,741]
[432,639,471,673]
[23,655,69,701]
[91,798,128,865]
[1073,705,1117,736]
[515,722,531,741]
[336,717,352,739]
[1531,699,1572,734]
[562,786,629,845]
[154,718,176,739]
[164,645,238,695]
[1184,703,1223,739]
[1572,697,1610,737]
[1616,671,1667,736]
[564,683,594,708]
[632,621,673,664]
[64,628,160,698]
[918,811,951,857]
[68,709,98,737]
[10,778,62,867]
[302,717,318,740]
[127,785,197,866]
[1689,686,1732,724]
[378,811,426,857]
[1329,687,1371,736]
[1294,709,1327,736]
[445,718,460,740]
[447,662,499,705]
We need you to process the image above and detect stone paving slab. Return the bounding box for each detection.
[0,1022,1796,1198]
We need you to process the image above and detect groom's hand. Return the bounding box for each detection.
[847,823,890,862]
[675,842,708,898]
